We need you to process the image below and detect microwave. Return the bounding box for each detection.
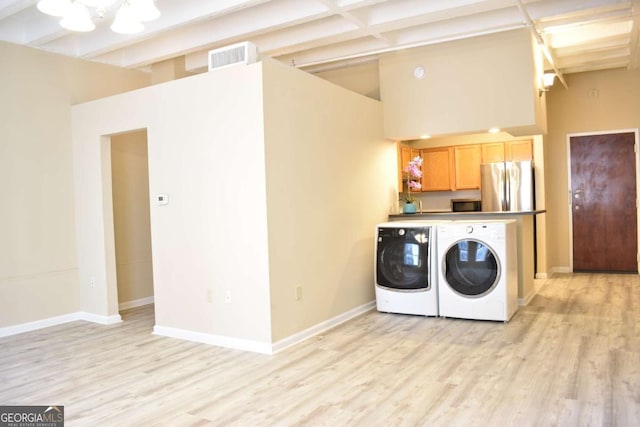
[451,199,481,212]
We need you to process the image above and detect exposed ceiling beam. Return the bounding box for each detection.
[38,0,275,65]
[0,0,634,79]
[0,0,34,20]
[556,46,630,68]
[516,0,568,89]
[562,60,630,74]
[280,6,527,69]
[552,33,630,56]
[534,2,632,29]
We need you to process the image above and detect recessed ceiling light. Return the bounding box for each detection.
[488,128,500,134]
[420,134,431,139]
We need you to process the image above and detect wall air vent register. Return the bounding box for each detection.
[208,41,259,71]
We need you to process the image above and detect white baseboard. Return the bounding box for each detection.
[0,311,122,338]
[535,272,548,279]
[518,288,536,306]
[551,266,572,274]
[153,301,376,355]
[0,313,81,338]
[271,300,376,354]
[77,312,122,325]
[153,325,272,354]
[119,296,154,311]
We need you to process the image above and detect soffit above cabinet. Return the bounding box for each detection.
[379,29,544,140]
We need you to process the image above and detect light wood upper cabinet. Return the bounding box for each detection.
[397,143,420,191]
[421,147,453,191]
[398,144,409,189]
[481,140,532,164]
[507,139,533,162]
[453,145,481,189]
[398,140,533,193]
[481,143,506,163]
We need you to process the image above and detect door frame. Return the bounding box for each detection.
[566,128,640,273]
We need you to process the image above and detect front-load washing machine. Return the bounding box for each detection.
[437,220,518,322]
[375,221,439,316]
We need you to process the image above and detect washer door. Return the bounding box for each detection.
[443,239,499,297]
[376,228,430,291]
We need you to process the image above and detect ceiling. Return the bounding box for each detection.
[1,0,638,79]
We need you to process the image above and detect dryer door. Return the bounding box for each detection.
[443,239,499,297]
[376,227,431,291]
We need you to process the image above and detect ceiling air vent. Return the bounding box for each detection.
[208,41,259,71]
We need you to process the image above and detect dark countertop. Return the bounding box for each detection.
[388,210,546,219]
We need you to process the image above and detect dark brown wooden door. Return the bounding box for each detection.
[570,132,638,272]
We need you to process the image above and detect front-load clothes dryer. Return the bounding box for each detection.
[437,220,518,322]
[375,221,439,316]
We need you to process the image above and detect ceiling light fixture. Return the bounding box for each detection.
[539,72,556,97]
[60,1,95,32]
[110,1,143,34]
[36,0,160,35]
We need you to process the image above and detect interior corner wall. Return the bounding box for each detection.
[313,61,381,100]
[71,64,272,344]
[531,135,547,276]
[150,56,194,85]
[0,41,149,328]
[261,59,396,343]
[531,34,548,136]
[545,67,640,271]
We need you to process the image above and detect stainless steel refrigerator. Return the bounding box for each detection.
[480,160,534,212]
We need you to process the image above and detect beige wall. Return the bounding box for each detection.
[111,131,154,306]
[262,60,395,342]
[150,56,195,85]
[72,64,272,345]
[71,58,393,351]
[545,67,640,272]
[0,42,149,327]
[313,61,381,100]
[379,29,545,139]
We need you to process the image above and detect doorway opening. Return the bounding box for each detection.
[568,130,639,273]
[109,130,155,321]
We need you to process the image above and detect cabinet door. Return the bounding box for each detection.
[410,149,421,190]
[398,144,410,190]
[481,142,505,164]
[398,145,421,191]
[400,145,411,168]
[421,147,453,191]
[454,145,481,189]
[507,139,533,161]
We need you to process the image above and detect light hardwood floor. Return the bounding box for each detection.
[1,273,639,426]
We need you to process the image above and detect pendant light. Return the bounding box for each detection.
[37,0,72,17]
[110,1,144,34]
[36,0,160,34]
[60,1,95,32]
[81,0,118,7]
[130,0,160,22]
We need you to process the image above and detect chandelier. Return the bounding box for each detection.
[36,0,160,34]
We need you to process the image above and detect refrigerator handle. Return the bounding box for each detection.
[504,167,510,211]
